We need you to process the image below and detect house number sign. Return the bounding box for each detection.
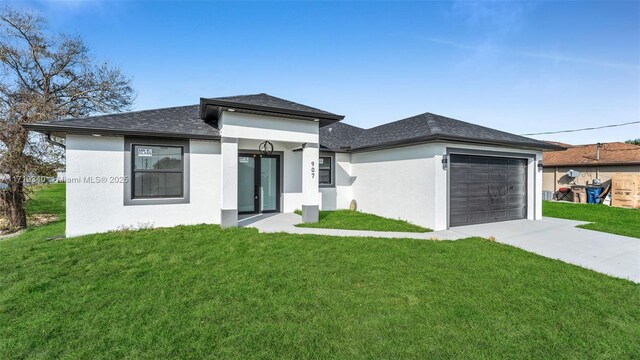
[311,161,315,178]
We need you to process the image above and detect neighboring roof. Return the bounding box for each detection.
[23,105,220,140]
[320,112,563,152]
[543,142,640,166]
[200,93,344,127]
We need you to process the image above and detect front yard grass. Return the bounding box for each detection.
[543,201,640,238]
[0,185,638,358]
[294,209,430,232]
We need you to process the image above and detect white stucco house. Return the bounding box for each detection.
[25,93,561,237]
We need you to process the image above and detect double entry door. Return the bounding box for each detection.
[238,153,281,214]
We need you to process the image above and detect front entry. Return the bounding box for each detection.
[238,153,281,214]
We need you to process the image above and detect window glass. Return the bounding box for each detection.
[132,145,183,198]
[319,156,332,185]
[134,146,182,170]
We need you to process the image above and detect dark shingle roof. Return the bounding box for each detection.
[321,113,562,151]
[23,94,560,151]
[23,105,220,139]
[207,93,339,117]
[200,93,344,127]
[319,122,366,151]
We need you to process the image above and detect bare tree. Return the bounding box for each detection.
[0,7,134,231]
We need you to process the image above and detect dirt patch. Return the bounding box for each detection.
[0,214,59,236]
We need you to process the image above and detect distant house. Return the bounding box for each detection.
[542,142,640,192]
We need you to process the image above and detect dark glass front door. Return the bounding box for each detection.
[238,154,280,214]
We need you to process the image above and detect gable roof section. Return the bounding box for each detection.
[23,105,220,140]
[543,142,640,166]
[200,93,344,127]
[321,112,562,152]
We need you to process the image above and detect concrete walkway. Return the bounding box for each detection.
[239,213,640,283]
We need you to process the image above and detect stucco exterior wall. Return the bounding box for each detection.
[350,144,438,229]
[543,165,640,192]
[319,152,353,210]
[65,134,221,237]
[220,111,318,144]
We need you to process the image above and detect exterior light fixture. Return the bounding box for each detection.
[227,108,235,112]
[313,119,320,122]
[441,154,448,169]
[537,160,543,171]
[259,141,274,156]
[91,134,102,137]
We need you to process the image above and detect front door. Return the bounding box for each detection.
[238,153,280,214]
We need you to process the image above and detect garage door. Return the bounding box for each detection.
[449,154,527,227]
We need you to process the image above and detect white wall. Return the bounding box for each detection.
[320,152,353,210]
[350,144,439,229]
[220,111,318,144]
[65,135,221,237]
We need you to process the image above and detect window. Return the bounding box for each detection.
[319,155,333,186]
[132,144,184,198]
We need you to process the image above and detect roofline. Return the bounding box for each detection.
[543,162,640,167]
[199,97,345,121]
[342,134,563,153]
[22,123,220,140]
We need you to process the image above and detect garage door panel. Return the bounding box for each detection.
[508,208,526,219]
[468,197,490,209]
[509,183,526,194]
[508,195,526,206]
[490,210,508,221]
[449,154,527,227]
[468,212,489,222]
[450,213,469,225]
[450,182,468,194]
[469,157,490,166]
[468,171,490,182]
[468,183,489,196]
[490,196,507,208]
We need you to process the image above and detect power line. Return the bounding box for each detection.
[521,121,640,136]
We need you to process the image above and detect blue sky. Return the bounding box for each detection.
[12,0,640,144]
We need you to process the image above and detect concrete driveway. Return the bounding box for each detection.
[451,217,640,283]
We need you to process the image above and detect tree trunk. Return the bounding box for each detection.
[1,178,27,231]
[0,128,29,232]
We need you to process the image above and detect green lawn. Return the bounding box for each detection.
[0,186,638,359]
[25,184,66,218]
[543,201,640,239]
[294,209,430,232]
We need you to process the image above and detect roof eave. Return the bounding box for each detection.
[348,134,561,153]
[199,97,345,122]
[22,123,220,140]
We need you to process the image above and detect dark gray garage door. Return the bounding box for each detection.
[449,154,527,227]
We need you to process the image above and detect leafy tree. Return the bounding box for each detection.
[625,139,640,146]
[0,7,134,231]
